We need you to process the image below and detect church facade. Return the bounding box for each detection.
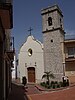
[18,35,44,83]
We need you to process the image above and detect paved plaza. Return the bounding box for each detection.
[8,82,75,100]
[26,84,75,100]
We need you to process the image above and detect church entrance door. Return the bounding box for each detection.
[27,67,35,83]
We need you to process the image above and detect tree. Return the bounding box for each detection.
[42,71,55,85]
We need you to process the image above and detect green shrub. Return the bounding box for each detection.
[55,81,58,84]
[47,85,51,89]
[56,84,60,88]
[51,81,55,86]
[59,81,63,87]
[40,82,46,87]
[45,84,51,89]
[40,82,51,89]
[40,80,68,89]
[52,84,56,89]
[46,81,49,85]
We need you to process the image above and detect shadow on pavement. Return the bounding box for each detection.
[8,83,29,100]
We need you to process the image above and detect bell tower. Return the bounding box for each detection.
[41,5,65,81]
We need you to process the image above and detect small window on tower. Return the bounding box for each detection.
[51,39,53,43]
[60,18,62,28]
[60,18,61,23]
[48,17,52,26]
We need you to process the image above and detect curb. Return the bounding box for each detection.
[12,81,23,86]
[27,95,32,100]
[35,83,75,92]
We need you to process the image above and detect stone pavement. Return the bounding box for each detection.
[26,84,42,95]
[26,84,75,100]
[8,83,28,100]
[8,82,75,100]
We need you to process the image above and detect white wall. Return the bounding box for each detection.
[18,36,44,83]
[12,55,16,79]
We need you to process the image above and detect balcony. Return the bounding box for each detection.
[64,40,75,62]
[0,3,13,29]
[65,55,75,62]
[66,58,75,62]
[6,50,15,61]
[5,37,15,61]
[0,17,5,41]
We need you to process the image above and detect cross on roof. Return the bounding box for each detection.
[28,27,33,36]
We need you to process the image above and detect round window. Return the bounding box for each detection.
[28,49,32,56]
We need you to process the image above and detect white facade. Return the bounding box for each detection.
[11,55,16,80]
[18,35,44,83]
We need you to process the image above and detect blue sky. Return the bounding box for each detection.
[12,0,75,54]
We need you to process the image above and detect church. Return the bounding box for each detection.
[18,35,44,83]
[18,5,75,83]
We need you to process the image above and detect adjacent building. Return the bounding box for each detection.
[65,39,75,83]
[0,0,14,100]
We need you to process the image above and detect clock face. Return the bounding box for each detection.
[28,48,32,56]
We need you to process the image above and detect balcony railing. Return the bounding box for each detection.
[0,2,12,10]
[65,54,75,62]
[5,37,15,60]
[10,37,15,51]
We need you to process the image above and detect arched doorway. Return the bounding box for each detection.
[27,67,35,83]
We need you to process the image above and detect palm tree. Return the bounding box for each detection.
[42,71,55,85]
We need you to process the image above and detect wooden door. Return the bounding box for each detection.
[27,67,35,83]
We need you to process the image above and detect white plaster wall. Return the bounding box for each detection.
[12,55,16,79]
[18,36,44,83]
